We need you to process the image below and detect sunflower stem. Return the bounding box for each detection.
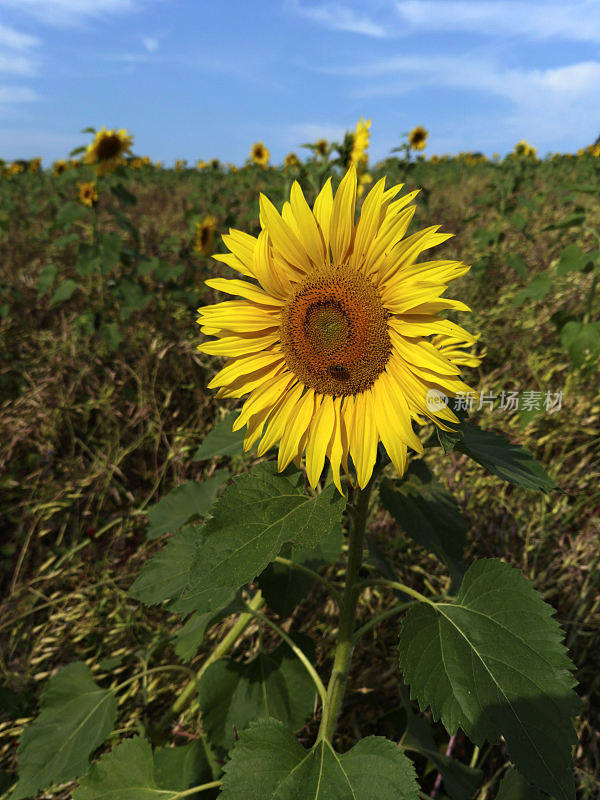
[317,475,374,744]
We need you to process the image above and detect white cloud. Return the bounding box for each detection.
[287,0,390,37]
[142,35,159,52]
[0,0,141,27]
[0,86,39,102]
[395,1,600,43]
[0,23,39,50]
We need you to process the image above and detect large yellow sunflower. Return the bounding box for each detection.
[84,127,133,174]
[197,166,479,492]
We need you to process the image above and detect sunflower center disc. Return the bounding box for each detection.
[96,135,123,160]
[280,267,391,396]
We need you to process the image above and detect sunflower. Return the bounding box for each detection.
[513,140,536,159]
[315,139,328,157]
[8,162,24,176]
[357,171,373,199]
[197,166,480,492]
[29,157,42,173]
[78,181,98,207]
[197,160,207,169]
[350,117,371,167]
[53,160,68,176]
[175,159,188,171]
[194,214,217,255]
[84,127,133,175]
[284,152,301,169]
[409,126,428,151]
[250,141,270,167]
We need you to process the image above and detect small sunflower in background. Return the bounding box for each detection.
[29,157,42,173]
[250,141,270,167]
[141,155,151,166]
[175,159,188,171]
[53,160,68,176]
[154,161,163,169]
[194,214,217,256]
[349,117,371,168]
[196,160,207,169]
[197,165,479,492]
[129,157,144,169]
[357,171,373,198]
[78,181,98,208]
[8,162,24,176]
[409,126,428,151]
[284,152,301,169]
[315,139,328,157]
[84,127,133,175]
[513,140,537,159]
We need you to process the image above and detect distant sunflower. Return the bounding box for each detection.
[130,157,144,169]
[357,171,373,199]
[84,127,133,175]
[29,157,42,173]
[194,214,217,255]
[197,166,479,492]
[251,141,270,167]
[8,162,24,176]
[350,117,371,167]
[197,160,207,169]
[513,140,536,159]
[284,152,301,169]
[78,181,98,207]
[53,160,68,176]
[409,126,428,151]
[315,139,328,157]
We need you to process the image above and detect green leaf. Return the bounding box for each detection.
[49,278,80,307]
[541,213,585,231]
[441,422,555,493]
[75,242,100,277]
[511,272,552,307]
[113,278,150,318]
[153,740,214,794]
[398,559,580,800]
[129,463,345,615]
[193,412,246,460]
[73,736,215,800]
[136,256,160,276]
[198,636,317,752]
[13,662,117,800]
[37,263,58,298]
[100,232,122,275]
[560,320,600,367]
[379,462,466,587]
[56,200,88,228]
[155,260,184,282]
[258,524,343,616]
[220,720,419,799]
[495,767,545,800]
[505,253,528,279]
[145,470,227,539]
[100,322,123,352]
[556,245,597,276]
[174,591,242,662]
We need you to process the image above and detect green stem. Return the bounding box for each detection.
[274,556,342,606]
[114,665,196,694]
[583,272,598,323]
[171,590,265,716]
[354,578,435,606]
[317,479,374,743]
[242,604,327,705]
[352,601,416,644]
[172,781,222,798]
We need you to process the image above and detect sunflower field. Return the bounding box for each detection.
[0,124,598,800]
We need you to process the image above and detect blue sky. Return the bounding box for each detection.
[1,0,600,165]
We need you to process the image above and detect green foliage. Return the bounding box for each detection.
[73,736,215,800]
[13,662,117,800]
[398,559,579,800]
[560,320,600,367]
[49,278,80,306]
[437,422,556,492]
[379,461,466,586]
[198,636,316,752]
[145,470,228,539]
[220,720,419,799]
[37,262,58,298]
[495,767,545,800]
[511,272,552,307]
[193,412,246,460]
[556,245,597,276]
[129,462,345,614]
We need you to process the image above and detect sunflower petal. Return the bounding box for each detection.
[330,165,357,265]
[306,394,336,488]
